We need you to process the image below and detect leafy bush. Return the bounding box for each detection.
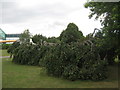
[59,23,84,43]
[43,43,108,81]
[32,34,47,44]
[12,43,49,65]
[94,35,116,65]
[10,23,109,81]
[62,65,79,81]
[7,42,20,56]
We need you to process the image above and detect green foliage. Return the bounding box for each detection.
[84,2,120,61]
[47,37,60,43]
[93,31,117,65]
[43,42,108,81]
[19,29,31,43]
[62,64,79,81]
[32,35,60,45]
[59,23,84,43]
[84,2,119,27]
[32,34,47,44]
[7,42,20,58]
[12,43,49,65]
[10,23,109,81]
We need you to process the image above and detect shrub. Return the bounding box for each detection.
[59,23,84,43]
[43,42,108,81]
[7,41,20,57]
[62,65,79,81]
[9,23,108,81]
[12,43,50,66]
[41,45,63,77]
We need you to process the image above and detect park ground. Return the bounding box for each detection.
[1,50,119,88]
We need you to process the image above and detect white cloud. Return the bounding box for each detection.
[0,0,102,37]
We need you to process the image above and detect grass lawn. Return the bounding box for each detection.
[0,50,10,56]
[2,50,119,88]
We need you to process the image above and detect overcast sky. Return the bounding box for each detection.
[0,0,102,37]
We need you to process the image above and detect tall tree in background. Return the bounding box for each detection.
[32,34,47,44]
[19,29,31,43]
[59,23,84,43]
[84,2,120,59]
[47,37,60,43]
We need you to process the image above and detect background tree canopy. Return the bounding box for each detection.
[59,23,84,43]
[32,34,47,44]
[19,29,31,43]
[84,2,120,59]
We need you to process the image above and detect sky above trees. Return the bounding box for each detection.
[0,0,102,37]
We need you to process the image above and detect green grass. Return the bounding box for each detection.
[2,50,119,88]
[0,50,10,56]
[2,58,118,88]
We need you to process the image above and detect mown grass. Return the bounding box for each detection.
[0,50,10,56]
[2,50,119,88]
[2,58,118,88]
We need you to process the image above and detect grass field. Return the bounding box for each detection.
[0,50,10,56]
[2,50,119,88]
